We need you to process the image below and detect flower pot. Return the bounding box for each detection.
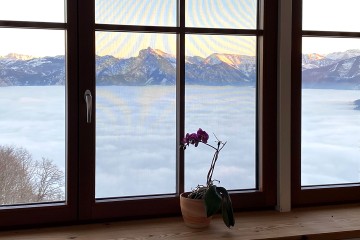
[179,192,212,228]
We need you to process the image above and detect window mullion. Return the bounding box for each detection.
[277,0,292,212]
[176,0,185,194]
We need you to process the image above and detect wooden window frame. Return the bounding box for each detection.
[0,0,278,228]
[291,0,360,207]
[0,1,79,229]
[79,0,278,221]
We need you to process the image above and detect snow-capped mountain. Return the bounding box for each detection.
[302,49,360,89]
[96,47,177,85]
[325,49,360,61]
[0,47,257,86]
[302,53,335,70]
[204,53,256,77]
[96,47,257,86]
[302,55,360,89]
[0,53,36,61]
[2,47,360,88]
[302,50,360,73]
[0,55,65,86]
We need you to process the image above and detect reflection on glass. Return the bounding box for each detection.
[95,0,176,26]
[186,0,257,29]
[0,0,64,22]
[301,37,360,186]
[303,0,360,32]
[95,32,176,198]
[185,35,257,191]
[0,29,66,205]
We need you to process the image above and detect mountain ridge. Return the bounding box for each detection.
[1,47,360,88]
[0,47,256,86]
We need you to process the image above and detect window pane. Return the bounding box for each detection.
[0,29,66,205]
[186,0,257,29]
[302,37,360,186]
[0,0,64,22]
[185,35,257,191]
[303,0,360,32]
[95,0,176,26]
[95,32,176,198]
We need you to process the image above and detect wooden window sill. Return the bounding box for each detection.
[2,204,360,240]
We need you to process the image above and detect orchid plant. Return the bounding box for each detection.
[181,128,235,228]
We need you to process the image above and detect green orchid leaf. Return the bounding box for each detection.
[217,187,235,228]
[204,185,222,217]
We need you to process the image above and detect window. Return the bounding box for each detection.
[292,0,360,205]
[0,0,78,227]
[0,0,277,228]
[85,0,277,221]
[95,32,177,198]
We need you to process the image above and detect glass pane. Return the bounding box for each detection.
[186,0,257,29]
[95,0,176,26]
[0,29,66,205]
[302,37,360,186]
[0,0,65,22]
[185,35,257,191]
[303,0,360,32]
[95,32,176,198]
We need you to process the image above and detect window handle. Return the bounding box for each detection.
[84,90,92,123]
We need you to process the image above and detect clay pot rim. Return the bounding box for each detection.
[180,192,204,201]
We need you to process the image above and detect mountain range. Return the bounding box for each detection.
[1,48,360,88]
[95,47,256,86]
[302,49,360,89]
[0,54,65,86]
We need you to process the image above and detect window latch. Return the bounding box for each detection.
[84,90,92,124]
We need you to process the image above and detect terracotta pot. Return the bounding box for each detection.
[179,192,212,228]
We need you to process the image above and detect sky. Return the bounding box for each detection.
[302,0,360,54]
[0,1,360,56]
[0,28,65,57]
[96,0,257,58]
[2,0,256,58]
[303,0,360,32]
[0,0,64,57]
[96,32,256,59]
[0,0,64,22]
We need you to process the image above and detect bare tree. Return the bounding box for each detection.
[33,157,64,202]
[0,145,64,205]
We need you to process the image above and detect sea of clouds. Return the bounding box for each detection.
[0,85,359,199]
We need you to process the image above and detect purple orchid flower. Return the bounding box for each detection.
[182,128,209,148]
[197,128,209,144]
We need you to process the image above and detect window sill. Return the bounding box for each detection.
[2,204,360,240]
